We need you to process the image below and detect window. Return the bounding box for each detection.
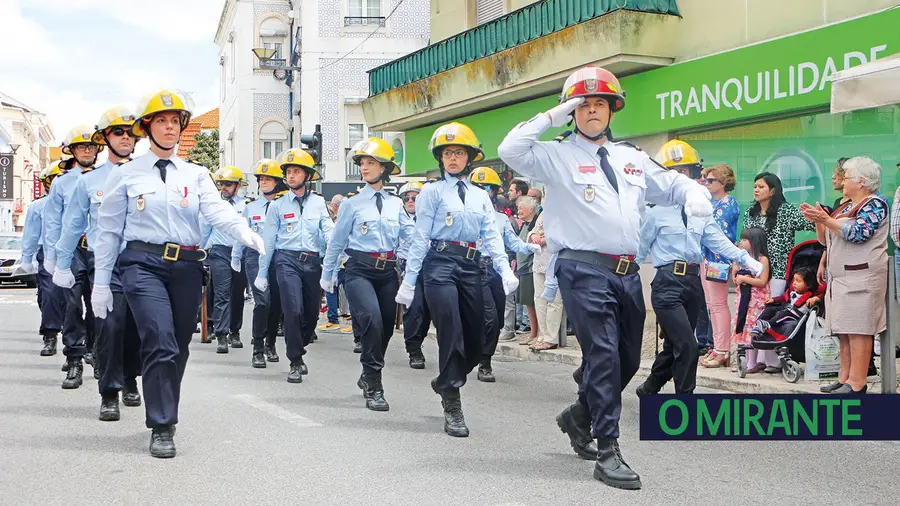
[262,41,283,60]
[260,121,288,160]
[476,0,505,25]
[346,0,383,25]
[263,141,284,160]
[259,17,288,65]
[347,123,365,148]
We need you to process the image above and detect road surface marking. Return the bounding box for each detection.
[232,394,323,428]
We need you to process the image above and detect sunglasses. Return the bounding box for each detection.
[402,195,417,203]
[108,127,134,138]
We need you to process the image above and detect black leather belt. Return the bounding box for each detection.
[126,241,207,262]
[659,261,700,276]
[346,249,396,271]
[557,249,640,275]
[431,240,480,262]
[280,249,319,262]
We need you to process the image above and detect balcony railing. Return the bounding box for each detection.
[366,0,680,96]
[261,58,287,68]
[345,148,361,180]
[344,16,386,27]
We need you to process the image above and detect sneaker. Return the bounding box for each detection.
[340,326,354,335]
[318,322,341,332]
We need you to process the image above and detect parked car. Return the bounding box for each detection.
[0,232,36,288]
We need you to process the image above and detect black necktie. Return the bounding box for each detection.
[264,201,270,214]
[681,207,688,227]
[596,147,618,194]
[375,192,383,214]
[155,159,168,183]
[457,181,466,204]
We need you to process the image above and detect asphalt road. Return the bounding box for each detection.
[0,286,897,505]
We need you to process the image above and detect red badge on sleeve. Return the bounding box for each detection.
[252,216,262,221]
[284,213,295,219]
[579,165,597,173]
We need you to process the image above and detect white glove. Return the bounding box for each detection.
[501,271,520,296]
[546,97,583,127]
[52,267,76,289]
[43,257,56,275]
[31,257,39,273]
[92,284,113,319]
[527,243,542,254]
[684,190,713,218]
[745,256,763,278]
[254,276,268,292]
[395,281,415,306]
[320,276,335,294]
[230,257,242,272]
[240,229,266,256]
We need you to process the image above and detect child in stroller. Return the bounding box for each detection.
[749,267,824,344]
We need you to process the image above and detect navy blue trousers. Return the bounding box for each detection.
[96,265,142,397]
[208,245,245,336]
[62,247,95,359]
[119,248,203,428]
[400,258,431,354]
[244,250,281,346]
[273,250,321,364]
[481,261,505,360]
[36,247,65,334]
[343,256,398,375]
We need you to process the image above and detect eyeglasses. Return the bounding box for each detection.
[704,178,720,184]
[402,195,417,203]
[442,149,468,159]
[108,127,134,138]
[73,144,98,153]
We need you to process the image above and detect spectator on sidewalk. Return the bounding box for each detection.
[529,211,562,350]
[516,196,540,345]
[320,194,345,332]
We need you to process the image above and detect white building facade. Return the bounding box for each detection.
[215,0,429,192]
[0,93,54,232]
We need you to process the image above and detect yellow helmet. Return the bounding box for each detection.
[214,166,244,184]
[351,137,400,175]
[131,89,194,138]
[253,159,284,179]
[280,148,321,181]
[398,181,424,195]
[92,106,136,144]
[429,122,484,163]
[469,167,502,187]
[62,124,104,156]
[656,140,701,168]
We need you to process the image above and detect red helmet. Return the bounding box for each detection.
[559,66,625,112]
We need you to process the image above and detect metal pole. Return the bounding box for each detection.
[881,256,897,394]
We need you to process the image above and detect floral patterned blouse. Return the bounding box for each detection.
[703,195,740,264]
[836,196,888,243]
[742,202,814,281]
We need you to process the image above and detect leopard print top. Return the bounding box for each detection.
[742,202,814,280]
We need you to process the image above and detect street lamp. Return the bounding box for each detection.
[252,47,301,81]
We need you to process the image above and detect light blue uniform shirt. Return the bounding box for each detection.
[42,165,88,263]
[479,210,533,257]
[232,197,274,263]
[56,161,125,270]
[403,173,511,286]
[323,185,414,281]
[396,210,415,260]
[201,197,247,248]
[93,153,250,286]
[497,114,702,256]
[258,189,333,281]
[21,197,48,261]
[635,204,750,267]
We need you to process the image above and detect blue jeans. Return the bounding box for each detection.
[325,287,339,324]
[695,303,713,349]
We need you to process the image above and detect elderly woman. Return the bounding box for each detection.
[801,156,889,394]
[516,196,541,345]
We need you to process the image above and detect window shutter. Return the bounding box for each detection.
[476,0,505,25]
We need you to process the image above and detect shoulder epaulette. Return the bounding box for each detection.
[614,141,642,152]
[554,130,574,143]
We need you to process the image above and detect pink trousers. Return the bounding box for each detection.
[700,262,732,353]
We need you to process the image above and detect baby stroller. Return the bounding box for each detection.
[737,240,826,383]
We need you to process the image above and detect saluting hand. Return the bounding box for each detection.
[546,97,584,127]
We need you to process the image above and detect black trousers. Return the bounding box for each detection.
[556,258,644,439]
[423,249,484,391]
[400,259,431,353]
[63,247,95,359]
[273,250,321,364]
[646,269,703,394]
[481,260,505,360]
[343,257,399,375]
[208,245,245,336]
[244,250,281,346]
[97,265,142,397]
[36,247,65,334]
[118,248,203,428]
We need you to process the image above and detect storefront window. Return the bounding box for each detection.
[681,106,900,242]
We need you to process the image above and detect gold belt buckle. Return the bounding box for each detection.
[615,256,631,275]
[673,260,688,276]
[162,243,181,262]
[375,255,387,270]
[79,236,88,249]
[465,247,476,260]
[299,252,309,262]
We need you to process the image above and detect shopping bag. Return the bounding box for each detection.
[804,309,840,381]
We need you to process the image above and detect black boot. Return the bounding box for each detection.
[408,349,425,369]
[357,374,371,399]
[364,372,389,412]
[216,334,229,354]
[84,352,94,366]
[122,379,142,407]
[99,395,120,421]
[40,333,57,356]
[93,359,100,380]
[265,344,279,362]
[477,358,495,383]
[229,332,243,349]
[149,426,176,459]
[440,388,469,437]
[299,357,308,375]
[61,361,70,372]
[555,402,599,460]
[353,340,362,354]
[287,361,303,383]
[252,341,266,368]
[276,322,284,337]
[593,437,641,490]
[635,381,658,397]
[311,331,318,342]
[61,359,83,389]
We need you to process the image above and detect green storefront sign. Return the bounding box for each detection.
[402,7,900,176]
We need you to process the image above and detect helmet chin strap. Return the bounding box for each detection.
[104,132,135,160]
